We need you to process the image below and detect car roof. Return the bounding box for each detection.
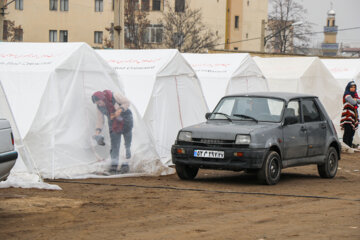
[225,92,317,101]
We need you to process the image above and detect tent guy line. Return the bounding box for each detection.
[48,180,360,202]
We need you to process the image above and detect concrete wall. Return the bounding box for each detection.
[226,0,268,51]
[240,0,268,51]
[188,0,227,50]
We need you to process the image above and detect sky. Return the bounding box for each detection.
[270,0,360,48]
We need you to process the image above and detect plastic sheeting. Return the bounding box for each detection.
[96,49,209,164]
[0,43,172,189]
[183,53,269,111]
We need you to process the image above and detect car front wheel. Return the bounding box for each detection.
[175,164,199,180]
[257,151,281,185]
[318,147,338,178]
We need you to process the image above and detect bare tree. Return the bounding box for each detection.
[161,0,219,53]
[103,23,114,48]
[267,0,312,53]
[3,20,23,42]
[124,0,150,49]
[103,1,150,49]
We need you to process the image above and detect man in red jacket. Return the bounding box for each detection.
[92,90,133,174]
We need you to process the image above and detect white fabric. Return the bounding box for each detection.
[183,53,269,111]
[0,43,171,189]
[253,57,346,141]
[321,59,360,89]
[97,49,209,164]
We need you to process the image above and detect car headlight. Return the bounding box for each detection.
[178,131,192,142]
[235,135,251,145]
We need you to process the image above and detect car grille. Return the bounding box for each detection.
[191,138,234,147]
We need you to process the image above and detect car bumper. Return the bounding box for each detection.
[0,151,18,181]
[172,145,267,171]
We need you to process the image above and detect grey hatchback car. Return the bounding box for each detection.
[171,92,341,185]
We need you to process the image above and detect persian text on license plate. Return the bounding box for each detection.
[194,150,224,159]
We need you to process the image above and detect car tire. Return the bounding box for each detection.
[318,147,338,178]
[175,164,199,180]
[257,151,281,185]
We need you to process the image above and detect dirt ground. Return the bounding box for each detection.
[0,153,359,240]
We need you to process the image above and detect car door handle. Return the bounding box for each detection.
[301,126,307,132]
[320,123,327,129]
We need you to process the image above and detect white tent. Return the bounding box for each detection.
[321,58,360,89]
[0,42,171,183]
[183,53,269,111]
[96,49,209,164]
[253,56,347,140]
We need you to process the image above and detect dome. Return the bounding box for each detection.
[328,9,336,16]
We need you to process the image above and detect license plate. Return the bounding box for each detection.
[194,150,224,158]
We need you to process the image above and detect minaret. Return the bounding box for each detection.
[321,3,339,56]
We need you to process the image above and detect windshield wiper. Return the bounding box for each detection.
[211,112,233,122]
[233,114,258,123]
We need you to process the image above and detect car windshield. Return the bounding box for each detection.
[211,96,285,122]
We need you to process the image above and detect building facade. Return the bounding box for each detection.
[2,0,114,48]
[225,0,268,51]
[2,0,267,51]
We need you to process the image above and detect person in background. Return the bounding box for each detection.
[92,90,133,174]
[340,81,360,148]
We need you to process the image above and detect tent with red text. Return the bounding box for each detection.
[97,49,209,165]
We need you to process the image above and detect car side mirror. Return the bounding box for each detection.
[205,112,212,119]
[284,116,298,125]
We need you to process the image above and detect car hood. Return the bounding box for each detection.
[182,120,276,140]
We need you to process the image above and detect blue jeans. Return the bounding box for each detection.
[110,130,132,167]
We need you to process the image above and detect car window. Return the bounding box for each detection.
[302,99,321,122]
[285,100,301,124]
[212,98,234,119]
[212,96,285,122]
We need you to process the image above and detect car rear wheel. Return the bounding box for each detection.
[318,147,338,178]
[175,164,199,180]
[257,151,281,185]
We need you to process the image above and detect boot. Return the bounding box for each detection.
[109,165,118,175]
[119,163,129,174]
[126,148,131,159]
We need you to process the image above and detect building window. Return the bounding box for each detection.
[142,0,150,11]
[246,33,248,38]
[15,0,23,10]
[59,30,68,42]
[50,0,58,11]
[144,25,163,43]
[94,31,103,44]
[95,0,103,12]
[247,0,250,6]
[60,0,69,11]
[175,0,184,12]
[327,20,330,27]
[3,20,9,40]
[234,47,238,50]
[152,0,161,11]
[14,28,23,41]
[49,30,58,42]
[235,16,239,29]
